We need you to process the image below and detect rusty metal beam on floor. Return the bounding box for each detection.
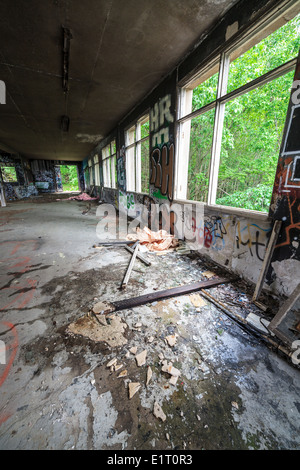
[113,276,235,311]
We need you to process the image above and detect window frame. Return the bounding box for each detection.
[175,3,299,213]
[125,113,150,193]
[102,140,117,189]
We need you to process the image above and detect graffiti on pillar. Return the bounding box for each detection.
[150,144,174,201]
[271,58,300,265]
[117,146,126,191]
[150,94,175,201]
[150,94,174,148]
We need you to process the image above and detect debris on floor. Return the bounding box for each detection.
[165,334,178,347]
[66,192,99,201]
[126,226,179,252]
[128,382,141,399]
[189,293,207,308]
[67,313,128,347]
[135,349,147,366]
[153,402,166,422]
[146,366,152,385]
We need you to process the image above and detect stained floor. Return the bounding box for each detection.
[0,194,299,450]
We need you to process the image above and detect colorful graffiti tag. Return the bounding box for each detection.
[150,144,174,201]
[270,57,300,267]
[149,93,175,202]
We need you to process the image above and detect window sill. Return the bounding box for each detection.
[174,198,271,221]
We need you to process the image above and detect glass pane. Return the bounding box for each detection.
[102,144,110,159]
[141,119,149,139]
[141,139,149,193]
[126,126,135,146]
[95,163,100,186]
[111,140,116,155]
[192,71,219,112]
[126,146,136,191]
[217,71,294,212]
[187,108,215,202]
[227,14,300,93]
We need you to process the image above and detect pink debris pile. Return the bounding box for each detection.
[66,192,99,201]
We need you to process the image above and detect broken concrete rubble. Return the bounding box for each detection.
[67,313,128,347]
[106,357,117,368]
[135,349,147,367]
[161,360,181,377]
[146,366,152,386]
[165,334,178,347]
[153,402,166,422]
[128,382,141,399]
[117,369,128,378]
[92,300,115,314]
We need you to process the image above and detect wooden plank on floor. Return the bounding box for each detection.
[113,276,235,312]
[125,245,151,266]
[121,242,140,289]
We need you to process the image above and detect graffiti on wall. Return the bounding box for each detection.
[270,59,300,266]
[189,211,270,261]
[150,144,174,202]
[117,146,126,191]
[236,222,270,262]
[150,94,174,147]
[0,153,38,200]
[150,94,175,202]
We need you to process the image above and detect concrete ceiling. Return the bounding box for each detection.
[0,0,237,162]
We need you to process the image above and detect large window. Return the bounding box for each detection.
[102,140,117,188]
[125,114,150,193]
[176,10,300,212]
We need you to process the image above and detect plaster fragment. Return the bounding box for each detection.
[128,382,141,399]
[153,401,166,422]
[135,350,147,366]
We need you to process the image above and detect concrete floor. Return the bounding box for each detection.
[0,194,300,450]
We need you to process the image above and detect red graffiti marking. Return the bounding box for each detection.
[0,240,39,390]
[0,256,33,273]
[1,279,37,310]
[0,239,38,255]
[0,412,13,425]
[195,226,213,248]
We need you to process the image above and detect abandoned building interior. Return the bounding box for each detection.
[0,0,300,451]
